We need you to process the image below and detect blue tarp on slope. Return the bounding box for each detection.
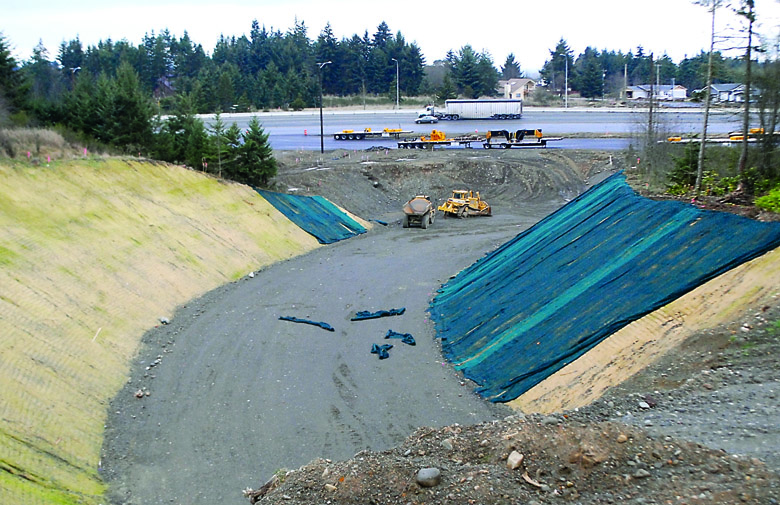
[430,172,780,403]
[256,190,366,244]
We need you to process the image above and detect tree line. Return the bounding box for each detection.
[538,38,751,99]
[1,13,777,195]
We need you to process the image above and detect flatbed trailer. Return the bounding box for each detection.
[397,130,483,149]
[483,129,562,149]
[333,128,412,140]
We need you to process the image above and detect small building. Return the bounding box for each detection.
[498,78,536,100]
[625,84,687,100]
[709,83,744,103]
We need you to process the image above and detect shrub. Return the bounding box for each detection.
[0,127,66,158]
[755,185,780,213]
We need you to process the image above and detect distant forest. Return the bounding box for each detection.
[2,18,752,119]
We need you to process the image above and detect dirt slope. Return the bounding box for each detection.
[239,148,780,505]
[0,158,319,505]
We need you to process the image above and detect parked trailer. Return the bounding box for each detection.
[397,130,482,149]
[483,129,561,149]
[422,99,523,120]
[333,128,412,140]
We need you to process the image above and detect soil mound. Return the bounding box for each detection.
[249,413,778,505]
[273,148,619,219]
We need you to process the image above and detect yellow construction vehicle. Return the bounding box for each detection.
[437,190,492,218]
[397,130,482,149]
[333,127,412,140]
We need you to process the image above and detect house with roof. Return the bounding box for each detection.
[625,84,687,100]
[498,78,536,100]
[709,83,744,102]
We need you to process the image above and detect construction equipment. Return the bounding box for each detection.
[402,195,436,229]
[421,99,523,120]
[667,128,778,144]
[437,190,492,218]
[397,130,481,149]
[333,127,412,140]
[483,129,561,149]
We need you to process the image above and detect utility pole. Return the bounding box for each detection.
[317,61,331,154]
[391,58,399,110]
[565,57,569,108]
[623,63,627,100]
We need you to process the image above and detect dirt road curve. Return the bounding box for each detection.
[102,205,572,504]
[102,149,619,504]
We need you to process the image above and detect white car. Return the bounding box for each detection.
[415,114,439,124]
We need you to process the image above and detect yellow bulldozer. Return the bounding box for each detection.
[437,190,492,218]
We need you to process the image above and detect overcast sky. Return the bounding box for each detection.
[3,0,780,74]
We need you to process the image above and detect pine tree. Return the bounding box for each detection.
[0,32,29,123]
[110,61,154,151]
[233,116,277,187]
[437,74,457,102]
[501,54,522,79]
[205,112,230,177]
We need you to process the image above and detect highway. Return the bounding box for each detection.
[198,107,745,151]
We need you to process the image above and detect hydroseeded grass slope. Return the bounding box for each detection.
[0,158,321,505]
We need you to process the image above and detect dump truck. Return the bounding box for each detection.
[333,127,412,140]
[438,190,492,217]
[402,195,435,228]
[421,99,523,120]
[483,129,561,148]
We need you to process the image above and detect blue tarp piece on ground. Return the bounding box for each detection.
[430,172,780,403]
[351,308,406,321]
[256,189,366,244]
[385,329,416,345]
[371,343,393,359]
[279,315,335,332]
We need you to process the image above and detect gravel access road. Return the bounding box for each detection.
[102,207,567,505]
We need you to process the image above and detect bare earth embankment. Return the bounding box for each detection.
[0,158,320,505]
[1,147,777,505]
[101,148,779,505]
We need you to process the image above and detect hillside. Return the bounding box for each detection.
[0,158,320,505]
[0,147,778,505]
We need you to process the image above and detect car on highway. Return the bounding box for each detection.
[415,114,439,124]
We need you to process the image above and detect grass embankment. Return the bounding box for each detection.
[0,158,320,505]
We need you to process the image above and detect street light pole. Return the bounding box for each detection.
[391,58,399,109]
[317,61,331,153]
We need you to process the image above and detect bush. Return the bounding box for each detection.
[0,127,66,158]
[755,185,780,213]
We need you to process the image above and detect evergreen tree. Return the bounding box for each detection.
[65,70,99,134]
[450,45,480,96]
[315,23,339,94]
[222,122,243,177]
[204,112,230,177]
[401,42,425,95]
[110,61,154,151]
[437,74,457,101]
[373,22,392,49]
[24,41,66,122]
[232,116,276,187]
[0,32,29,123]
[58,37,84,78]
[574,47,604,98]
[501,54,522,79]
[540,38,574,96]
[475,52,499,97]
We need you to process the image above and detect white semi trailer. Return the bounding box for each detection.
[421,99,523,120]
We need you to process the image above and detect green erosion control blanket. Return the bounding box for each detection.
[256,189,366,244]
[430,172,780,403]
